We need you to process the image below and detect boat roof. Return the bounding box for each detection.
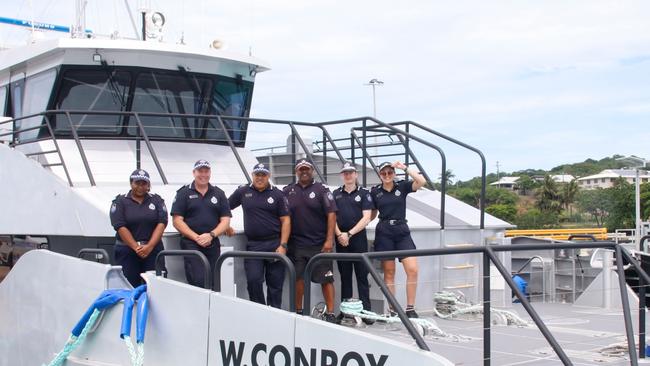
[0,37,271,75]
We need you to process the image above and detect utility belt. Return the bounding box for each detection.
[379,219,408,226]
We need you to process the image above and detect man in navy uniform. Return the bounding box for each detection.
[227,163,291,308]
[332,162,374,324]
[171,160,232,287]
[283,159,338,323]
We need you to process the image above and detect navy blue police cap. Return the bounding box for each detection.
[252,163,270,175]
[294,158,314,170]
[377,162,394,172]
[339,161,357,173]
[130,169,150,182]
[193,159,211,170]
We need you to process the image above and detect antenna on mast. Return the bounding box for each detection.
[72,0,88,38]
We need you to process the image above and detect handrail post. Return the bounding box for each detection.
[288,122,326,183]
[483,250,491,366]
[302,252,430,351]
[291,132,296,184]
[132,112,168,184]
[405,122,410,166]
[155,250,212,289]
[216,116,251,185]
[213,251,297,312]
[615,245,639,365]
[77,248,110,264]
[322,129,327,179]
[485,246,573,365]
[362,119,367,186]
[64,111,96,186]
[43,114,73,187]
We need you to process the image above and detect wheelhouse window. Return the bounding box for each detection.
[129,71,212,140]
[48,66,254,146]
[53,69,131,135]
[11,70,57,142]
[206,78,252,145]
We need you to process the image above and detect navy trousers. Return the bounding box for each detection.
[114,242,163,287]
[180,238,219,288]
[245,239,285,309]
[336,232,371,311]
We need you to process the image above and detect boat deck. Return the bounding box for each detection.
[357,302,650,365]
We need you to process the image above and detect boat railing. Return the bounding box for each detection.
[302,242,650,366]
[154,250,212,290]
[213,250,297,312]
[1,111,487,228]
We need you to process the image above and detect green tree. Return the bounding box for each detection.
[536,175,562,214]
[604,178,635,230]
[516,175,537,196]
[486,204,517,222]
[514,208,559,229]
[576,188,609,227]
[560,179,579,212]
[439,169,455,188]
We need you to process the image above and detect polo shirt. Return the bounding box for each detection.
[170,182,232,235]
[370,180,414,221]
[332,185,373,232]
[283,181,337,247]
[228,184,289,240]
[110,191,168,242]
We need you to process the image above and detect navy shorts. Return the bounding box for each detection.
[288,245,334,284]
[373,222,416,257]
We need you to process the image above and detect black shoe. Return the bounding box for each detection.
[336,312,345,322]
[362,318,375,325]
[323,313,340,324]
[406,309,419,319]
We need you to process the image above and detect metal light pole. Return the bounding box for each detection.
[364,79,383,159]
[617,155,649,251]
[365,78,384,118]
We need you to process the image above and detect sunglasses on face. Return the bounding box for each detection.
[379,170,395,177]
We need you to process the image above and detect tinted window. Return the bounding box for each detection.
[129,71,212,139]
[0,86,6,116]
[54,69,131,135]
[207,78,253,145]
[19,69,57,141]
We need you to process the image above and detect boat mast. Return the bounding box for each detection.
[72,0,87,38]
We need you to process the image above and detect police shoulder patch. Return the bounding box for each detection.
[327,192,334,201]
[110,203,117,213]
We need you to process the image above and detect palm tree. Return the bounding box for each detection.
[560,179,579,214]
[439,169,455,187]
[536,175,562,214]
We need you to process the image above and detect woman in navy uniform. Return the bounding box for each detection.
[171,160,232,287]
[370,161,426,318]
[227,163,291,308]
[333,162,373,323]
[110,169,168,287]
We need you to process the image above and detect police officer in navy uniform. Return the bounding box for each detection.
[332,162,374,324]
[227,163,291,308]
[371,161,426,318]
[110,169,168,287]
[171,160,232,287]
[283,159,339,323]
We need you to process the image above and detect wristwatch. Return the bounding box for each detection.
[210,231,217,238]
[280,243,288,249]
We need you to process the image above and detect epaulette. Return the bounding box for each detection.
[112,194,125,202]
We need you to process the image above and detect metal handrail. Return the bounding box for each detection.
[77,248,110,264]
[154,250,212,289]
[349,124,448,229]
[213,251,297,312]
[302,242,646,365]
[394,120,487,230]
[567,234,597,241]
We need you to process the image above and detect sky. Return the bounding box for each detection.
[1,0,649,180]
